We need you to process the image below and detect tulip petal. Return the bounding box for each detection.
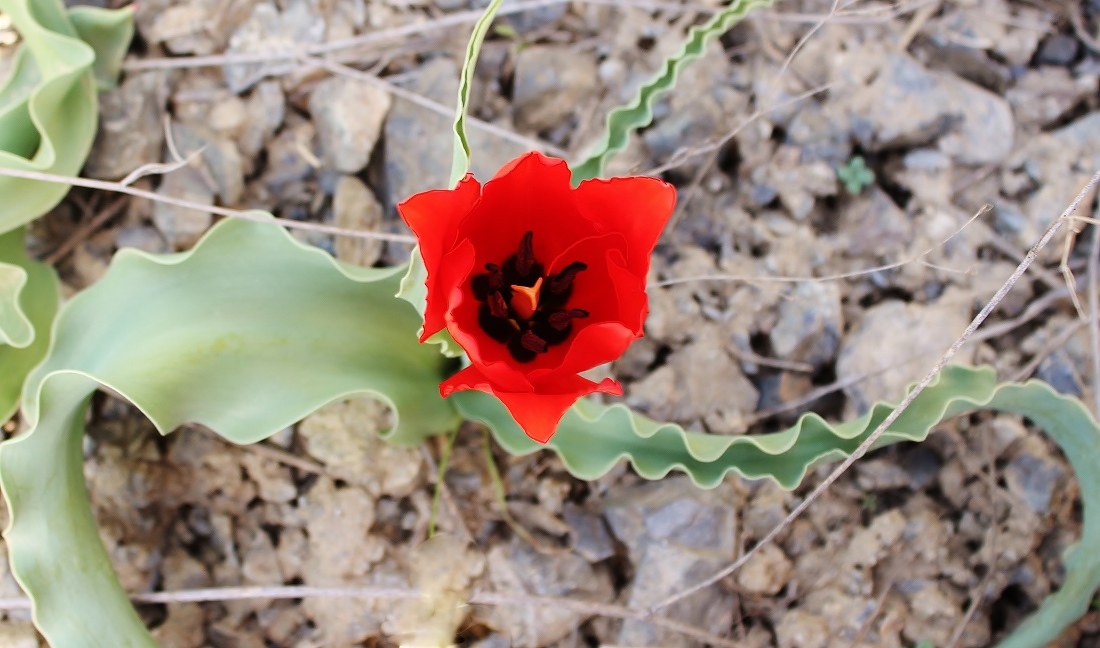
[441,365,622,443]
[574,176,676,276]
[397,175,481,338]
[459,151,598,267]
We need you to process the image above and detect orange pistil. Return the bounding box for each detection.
[510,276,543,320]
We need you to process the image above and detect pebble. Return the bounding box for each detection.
[382,58,525,207]
[485,537,612,648]
[835,289,975,414]
[332,175,384,267]
[309,76,391,174]
[86,72,168,180]
[512,45,598,132]
[152,165,214,250]
[846,53,1014,165]
[1004,451,1065,514]
[769,281,842,369]
[736,543,793,595]
[605,478,738,646]
[1034,34,1080,67]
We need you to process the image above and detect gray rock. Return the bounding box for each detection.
[835,290,976,414]
[153,165,214,250]
[846,54,1014,165]
[170,122,245,206]
[86,72,169,180]
[1034,34,1079,66]
[786,102,853,165]
[512,45,598,132]
[769,281,842,369]
[484,538,613,648]
[626,327,759,434]
[1006,67,1097,129]
[1004,452,1065,514]
[239,80,286,161]
[382,58,526,207]
[309,76,391,174]
[835,187,911,259]
[223,1,326,92]
[332,176,383,267]
[1009,112,1100,247]
[605,478,738,647]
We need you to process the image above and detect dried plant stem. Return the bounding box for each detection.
[0,585,739,647]
[1089,223,1100,417]
[44,195,129,264]
[652,170,1100,613]
[0,167,415,244]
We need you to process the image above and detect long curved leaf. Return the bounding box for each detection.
[0,228,58,420]
[0,0,132,235]
[0,217,459,646]
[453,365,1100,645]
[570,0,774,183]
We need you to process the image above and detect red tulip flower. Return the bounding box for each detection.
[398,152,676,443]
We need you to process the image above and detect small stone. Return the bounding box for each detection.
[769,281,842,369]
[332,176,383,267]
[115,226,168,254]
[146,3,216,55]
[298,398,421,497]
[86,72,169,180]
[512,45,598,132]
[1034,34,1079,66]
[485,537,613,648]
[776,609,830,648]
[605,478,738,646]
[834,187,911,258]
[845,53,1014,165]
[1004,452,1065,514]
[152,165,214,250]
[736,544,793,595]
[239,81,285,161]
[309,76,391,174]
[836,289,976,414]
[383,58,526,207]
[1006,67,1097,129]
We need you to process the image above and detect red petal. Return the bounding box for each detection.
[573,176,676,276]
[397,174,482,338]
[441,366,622,443]
[456,152,599,269]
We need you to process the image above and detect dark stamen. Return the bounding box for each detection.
[484,263,504,290]
[487,291,509,319]
[516,231,535,277]
[548,308,589,331]
[521,330,548,353]
[550,262,587,294]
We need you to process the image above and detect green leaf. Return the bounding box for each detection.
[455,364,1100,645]
[0,0,133,235]
[449,0,506,187]
[68,5,135,91]
[0,228,59,421]
[570,0,774,183]
[0,217,459,646]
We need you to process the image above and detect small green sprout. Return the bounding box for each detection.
[838,155,876,195]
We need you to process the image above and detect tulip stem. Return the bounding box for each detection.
[429,427,460,538]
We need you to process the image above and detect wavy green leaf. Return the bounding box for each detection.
[570,0,774,183]
[0,217,459,646]
[454,364,1100,645]
[0,228,59,420]
[0,0,133,235]
[449,0,506,186]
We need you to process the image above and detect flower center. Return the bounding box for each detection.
[470,231,589,362]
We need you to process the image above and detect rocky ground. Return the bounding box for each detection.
[2,0,1100,646]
